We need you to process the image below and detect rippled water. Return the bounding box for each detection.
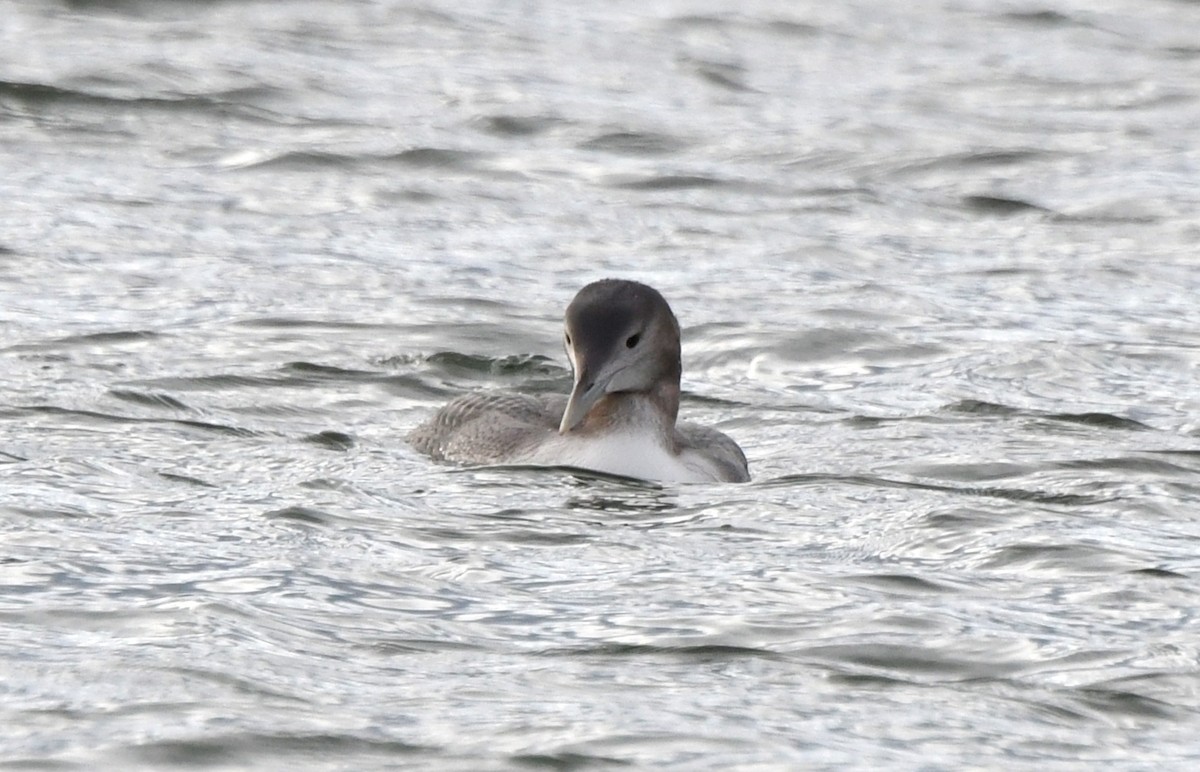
[3,0,1200,768]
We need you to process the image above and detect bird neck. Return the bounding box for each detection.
[578,377,680,442]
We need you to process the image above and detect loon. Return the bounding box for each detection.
[407,279,749,483]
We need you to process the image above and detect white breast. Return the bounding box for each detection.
[521,429,720,484]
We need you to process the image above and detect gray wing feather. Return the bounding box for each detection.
[407,392,566,465]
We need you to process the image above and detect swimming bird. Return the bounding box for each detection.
[407,279,749,483]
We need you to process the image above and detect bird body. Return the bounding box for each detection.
[408,280,749,483]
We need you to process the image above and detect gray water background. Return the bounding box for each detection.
[2,0,1200,768]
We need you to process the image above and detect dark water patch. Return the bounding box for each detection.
[562,488,679,515]
[826,672,909,688]
[477,113,559,137]
[14,405,258,437]
[486,354,561,377]
[302,430,355,451]
[62,0,212,16]
[763,19,823,37]
[1163,45,1200,60]
[399,525,472,543]
[15,405,149,426]
[578,131,688,156]
[924,508,1011,529]
[0,760,81,771]
[883,149,1057,179]
[764,472,1109,507]
[538,643,783,662]
[802,643,1020,680]
[299,478,357,493]
[1157,480,1200,502]
[210,85,292,105]
[0,78,147,107]
[1051,202,1167,225]
[107,389,190,411]
[611,174,729,191]
[971,266,1045,278]
[1114,90,1196,112]
[235,317,399,331]
[4,329,159,353]
[233,147,483,173]
[998,10,1076,27]
[281,361,380,381]
[416,510,598,544]
[231,150,358,172]
[1071,686,1176,720]
[366,638,487,656]
[131,376,278,393]
[960,195,1052,217]
[378,372,455,399]
[10,351,84,364]
[956,149,1050,167]
[946,399,1022,417]
[945,401,1150,432]
[979,543,1129,573]
[413,524,592,546]
[129,372,352,392]
[374,186,442,204]
[902,461,1034,484]
[423,352,562,379]
[1040,412,1149,431]
[687,60,755,93]
[171,419,258,437]
[665,14,729,30]
[840,415,907,429]
[157,471,217,488]
[511,751,632,770]
[1056,456,1195,476]
[1020,696,1094,727]
[667,13,823,39]
[0,78,290,122]
[264,505,336,526]
[844,573,957,596]
[492,528,593,546]
[386,147,483,169]
[1127,567,1187,579]
[679,392,748,409]
[3,504,89,520]
[122,733,432,767]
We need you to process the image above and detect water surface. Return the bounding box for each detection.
[2,0,1200,768]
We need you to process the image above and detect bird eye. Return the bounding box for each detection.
[565,332,572,346]
[625,333,640,349]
